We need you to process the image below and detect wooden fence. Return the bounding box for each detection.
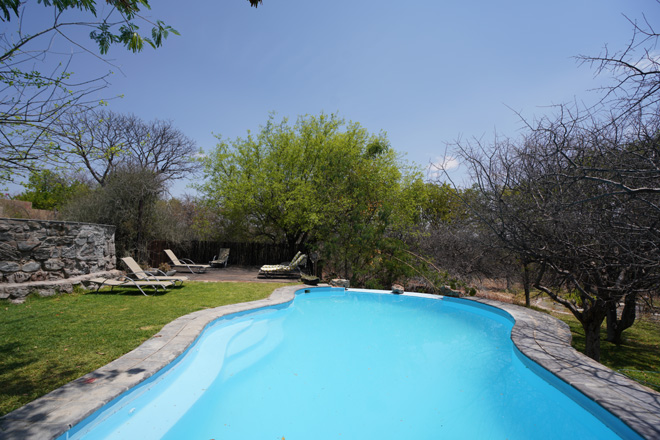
[148,240,308,268]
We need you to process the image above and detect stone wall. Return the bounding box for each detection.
[0,218,118,301]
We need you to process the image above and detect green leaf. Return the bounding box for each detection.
[0,0,19,21]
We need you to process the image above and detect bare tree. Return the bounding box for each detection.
[429,5,660,361]
[532,108,660,343]
[577,2,660,118]
[50,109,200,187]
[414,184,520,295]
[123,118,201,183]
[153,195,220,243]
[446,110,660,361]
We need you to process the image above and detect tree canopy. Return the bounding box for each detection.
[50,109,200,187]
[197,113,426,283]
[61,166,165,261]
[13,169,87,210]
[432,5,660,361]
[0,0,178,56]
[444,103,660,362]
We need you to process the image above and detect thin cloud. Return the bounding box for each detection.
[427,156,459,180]
[634,51,660,71]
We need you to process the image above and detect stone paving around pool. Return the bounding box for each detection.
[173,265,300,283]
[478,298,660,440]
[1,287,659,440]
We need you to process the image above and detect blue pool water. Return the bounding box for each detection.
[61,288,642,439]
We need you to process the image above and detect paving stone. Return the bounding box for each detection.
[0,419,66,440]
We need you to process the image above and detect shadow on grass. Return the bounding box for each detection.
[0,342,33,375]
[0,344,83,418]
[86,287,174,297]
[562,317,660,391]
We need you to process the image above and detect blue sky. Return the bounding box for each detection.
[10,0,658,195]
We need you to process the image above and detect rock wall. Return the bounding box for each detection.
[0,218,117,301]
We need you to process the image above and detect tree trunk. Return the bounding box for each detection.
[579,304,607,362]
[522,262,531,307]
[286,235,298,258]
[135,197,145,262]
[583,318,603,362]
[606,293,637,344]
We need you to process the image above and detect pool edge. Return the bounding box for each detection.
[467,297,660,440]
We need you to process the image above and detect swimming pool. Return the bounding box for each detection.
[59,288,642,439]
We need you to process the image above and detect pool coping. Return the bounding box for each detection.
[470,297,660,440]
[0,287,659,439]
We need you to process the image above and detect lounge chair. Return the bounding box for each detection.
[121,257,188,286]
[258,252,308,278]
[164,249,211,273]
[87,276,174,296]
[210,248,230,268]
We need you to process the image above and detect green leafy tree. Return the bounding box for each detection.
[198,113,426,284]
[14,169,87,210]
[153,196,220,243]
[418,182,464,228]
[314,139,426,283]
[1,1,178,55]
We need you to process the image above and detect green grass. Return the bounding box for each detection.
[554,313,660,392]
[0,282,295,417]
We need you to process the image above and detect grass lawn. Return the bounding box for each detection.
[553,312,660,392]
[0,281,295,417]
